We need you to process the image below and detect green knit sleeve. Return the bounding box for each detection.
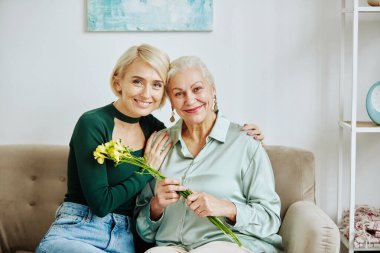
[71,114,152,217]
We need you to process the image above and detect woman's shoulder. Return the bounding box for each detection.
[77,104,111,127]
[227,121,261,150]
[69,105,112,141]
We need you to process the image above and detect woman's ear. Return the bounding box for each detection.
[113,76,122,92]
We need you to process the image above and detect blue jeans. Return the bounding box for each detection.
[36,202,135,253]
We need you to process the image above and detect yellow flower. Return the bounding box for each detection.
[95,144,106,154]
[112,149,121,162]
[96,157,105,164]
[105,141,114,149]
[113,140,124,152]
[93,151,106,164]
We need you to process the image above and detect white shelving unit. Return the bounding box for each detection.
[338,1,380,253]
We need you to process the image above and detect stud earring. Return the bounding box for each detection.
[213,95,218,112]
[170,107,176,125]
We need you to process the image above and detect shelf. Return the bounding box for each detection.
[359,7,380,12]
[341,233,380,251]
[338,1,380,253]
[342,7,380,13]
[339,121,380,133]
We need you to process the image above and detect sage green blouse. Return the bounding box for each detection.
[136,114,284,253]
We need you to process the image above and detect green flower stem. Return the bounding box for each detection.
[95,142,242,247]
[176,189,242,247]
[125,161,242,246]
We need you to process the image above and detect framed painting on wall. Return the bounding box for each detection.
[87,0,213,32]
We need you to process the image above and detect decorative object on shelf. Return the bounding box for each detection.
[368,0,380,6]
[366,81,380,125]
[340,205,380,249]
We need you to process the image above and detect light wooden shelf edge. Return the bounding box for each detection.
[339,121,380,133]
[342,7,380,13]
[358,7,380,12]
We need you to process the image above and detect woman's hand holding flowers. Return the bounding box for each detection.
[186,192,237,223]
[144,131,172,170]
[150,179,186,221]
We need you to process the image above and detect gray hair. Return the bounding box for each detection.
[167,56,215,90]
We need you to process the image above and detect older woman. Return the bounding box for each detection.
[136,56,283,253]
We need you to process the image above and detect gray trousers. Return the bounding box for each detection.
[145,241,252,253]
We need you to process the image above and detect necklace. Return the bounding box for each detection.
[111,103,140,123]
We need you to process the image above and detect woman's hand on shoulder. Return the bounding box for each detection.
[144,131,172,170]
[241,123,264,142]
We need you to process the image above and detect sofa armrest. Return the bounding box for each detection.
[279,201,340,253]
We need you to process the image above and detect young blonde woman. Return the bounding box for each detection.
[36,44,264,253]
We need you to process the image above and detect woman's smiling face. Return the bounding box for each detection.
[168,67,215,125]
[115,58,165,117]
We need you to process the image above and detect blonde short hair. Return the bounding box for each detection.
[167,56,215,90]
[110,44,170,108]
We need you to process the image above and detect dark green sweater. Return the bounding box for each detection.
[64,103,165,217]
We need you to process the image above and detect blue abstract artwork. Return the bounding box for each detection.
[87,0,213,32]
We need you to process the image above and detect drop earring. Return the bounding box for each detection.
[170,107,176,125]
[213,95,219,112]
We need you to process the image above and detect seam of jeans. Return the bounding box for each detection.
[54,203,64,218]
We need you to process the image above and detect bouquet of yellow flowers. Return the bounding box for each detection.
[94,139,242,247]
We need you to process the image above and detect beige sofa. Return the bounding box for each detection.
[0,145,339,253]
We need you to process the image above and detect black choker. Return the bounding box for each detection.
[111,103,141,123]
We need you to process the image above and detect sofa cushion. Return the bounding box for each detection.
[0,145,68,253]
[265,145,315,219]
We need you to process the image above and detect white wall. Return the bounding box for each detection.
[1,0,379,220]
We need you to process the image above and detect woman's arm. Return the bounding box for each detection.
[232,143,281,237]
[185,143,281,238]
[135,181,159,243]
[71,115,166,217]
[136,178,186,242]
